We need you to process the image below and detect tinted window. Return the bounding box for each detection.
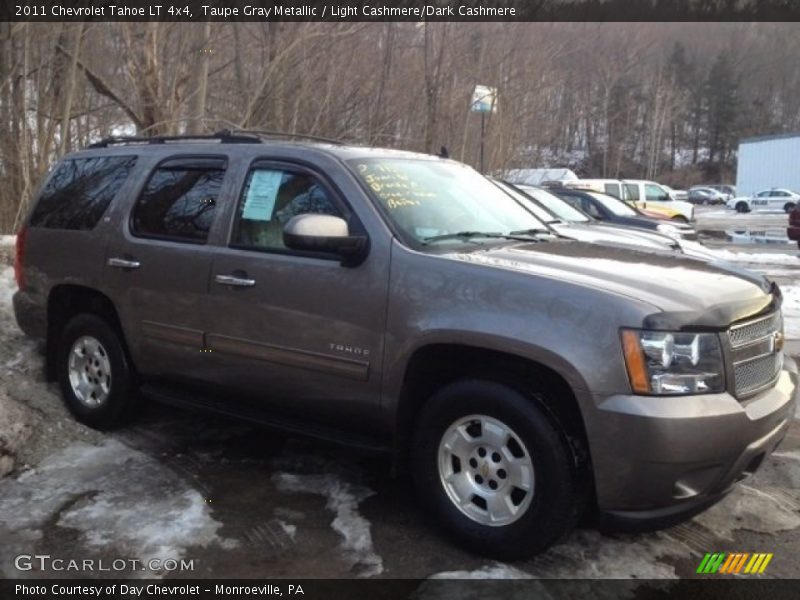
[29,156,137,230]
[131,162,225,242]
[232,168,341,252]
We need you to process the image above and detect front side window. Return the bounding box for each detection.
[30,156,137,230]
[131,160,225,242]
[348,158,546,248]
[232,168,341,251]
[645,183,668,201]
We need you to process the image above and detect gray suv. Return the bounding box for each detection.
[12,132,797,559]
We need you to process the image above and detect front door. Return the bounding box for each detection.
[203,161,390,422]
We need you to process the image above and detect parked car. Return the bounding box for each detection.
[662,185,689,201]
[706,184,737,199]
[688,187,727,205]
[560,178,692,222]
[492,181,684,254]
[13,132,796,559]
[727,188,800,213]
[542,185,697,240]
[622,179,695,222]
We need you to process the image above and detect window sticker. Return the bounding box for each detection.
[242,170,283,221]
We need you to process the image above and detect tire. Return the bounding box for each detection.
[736,201,750,213]
[671,215,688,223]
[57,313,138,430]
[411,379,580,559]
[784,203,796,214]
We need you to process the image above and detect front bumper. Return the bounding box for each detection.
[589,359,797,531]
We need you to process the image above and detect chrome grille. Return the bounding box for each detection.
[734,353,783,397]
[728,310,784,398]
[728,312,782,348]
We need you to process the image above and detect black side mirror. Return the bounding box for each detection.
[283,215,368,265]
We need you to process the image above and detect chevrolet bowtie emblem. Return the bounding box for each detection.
[774,331,785,353]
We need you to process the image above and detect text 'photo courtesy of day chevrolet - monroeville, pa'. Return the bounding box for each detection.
[1,2,800,599]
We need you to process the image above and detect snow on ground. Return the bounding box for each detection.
[781,285,800,339]
[0,235,15,247]
[0,439,237,578]
[273,472,383,577]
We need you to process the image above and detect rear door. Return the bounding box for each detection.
[104,155,231,381]
[202,160,389,422]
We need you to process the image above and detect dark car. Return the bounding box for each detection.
[532,185,697,240]
[688,187,727,205]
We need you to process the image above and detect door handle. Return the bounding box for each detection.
[107,257,141,269]
[215,274,256,287]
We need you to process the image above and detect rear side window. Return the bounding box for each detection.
[604,183,620,198]
[625,183,640,201]
[131,158,225,243]
[29,156,137,230]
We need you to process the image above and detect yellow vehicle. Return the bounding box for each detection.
[565,179,693,222]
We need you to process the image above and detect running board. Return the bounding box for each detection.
[139,383,391,454]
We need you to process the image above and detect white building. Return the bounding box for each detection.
[737,132,800,196]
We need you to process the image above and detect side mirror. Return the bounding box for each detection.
[283,214,367,264]
[659,194,671,201]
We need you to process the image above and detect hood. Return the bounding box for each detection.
[551,222,678,251]
[445,240,776,329]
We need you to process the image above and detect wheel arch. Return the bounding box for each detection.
[394,343,593,479]
[45,284,132,381]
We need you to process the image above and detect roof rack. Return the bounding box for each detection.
[222,128,345,145]
[88,132,262,148]
[88,129,344,149]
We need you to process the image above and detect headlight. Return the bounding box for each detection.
[621,329,724,395]
[656,223,679,234]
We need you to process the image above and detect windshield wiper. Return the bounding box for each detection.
[422,230,546,245]
[508,228,554,236]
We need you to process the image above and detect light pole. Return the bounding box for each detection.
[471,85,497,174]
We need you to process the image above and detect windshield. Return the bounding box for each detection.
[348,158,548,246]
[515,186,590,223]
[587,192,639,217]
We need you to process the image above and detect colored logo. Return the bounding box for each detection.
[696,552,773,574]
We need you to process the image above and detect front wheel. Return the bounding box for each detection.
[57,314,138,430]
[411,379,580,559]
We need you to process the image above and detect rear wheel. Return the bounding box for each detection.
[736,201,750,213]
[411,379,580,559]
[784,203,796,214]
[57,314,138,429]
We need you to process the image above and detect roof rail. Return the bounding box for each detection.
[222,128,345,145]
[88,131,262,148]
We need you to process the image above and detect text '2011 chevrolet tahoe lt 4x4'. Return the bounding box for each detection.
[13,131,797,559]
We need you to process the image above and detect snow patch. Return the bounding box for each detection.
[273,472,383,577]
[0,235,15,247]
[0,439,236,577]
[429,562,533,579]
[780,285,800,339]
[682,243,800,265]
[0,267,16,310]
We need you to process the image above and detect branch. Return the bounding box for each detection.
[58,43,145,131]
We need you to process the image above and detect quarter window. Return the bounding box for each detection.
[29,156,137,230]
[232,168,341,252]
[131,160,225,242]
